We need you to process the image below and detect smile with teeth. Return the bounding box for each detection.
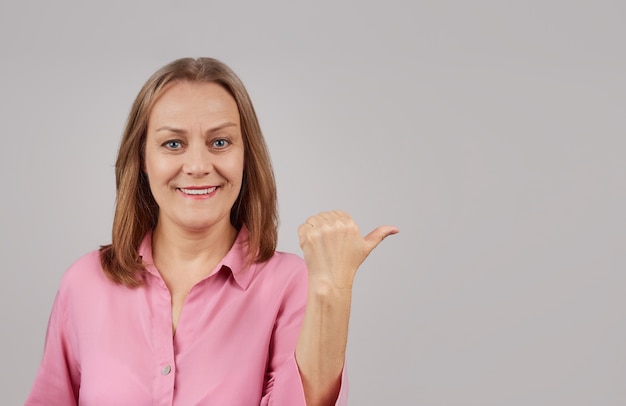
[178,187,217,195]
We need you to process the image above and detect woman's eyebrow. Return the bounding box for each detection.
[155,126,185,134]
[155,122,238,134]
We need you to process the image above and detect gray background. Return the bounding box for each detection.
[1,0,624,404]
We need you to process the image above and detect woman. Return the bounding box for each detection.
[26,57,397,405]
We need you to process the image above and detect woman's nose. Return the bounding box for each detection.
[182,145,212,177]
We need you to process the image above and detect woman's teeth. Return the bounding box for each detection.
[179,187,217,195]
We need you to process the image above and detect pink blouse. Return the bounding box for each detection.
[26,228,348,405]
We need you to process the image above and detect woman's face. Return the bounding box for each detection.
[144,81,244,234]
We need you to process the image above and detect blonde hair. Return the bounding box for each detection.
[100,58,278,287]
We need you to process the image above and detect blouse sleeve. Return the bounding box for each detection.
[25,290,80,405]
[260,263,349,406]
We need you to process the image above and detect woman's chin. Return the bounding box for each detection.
[178,217,231,234]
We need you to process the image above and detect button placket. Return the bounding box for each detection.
[148,275,177,404]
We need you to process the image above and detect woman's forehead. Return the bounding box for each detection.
[148,81,240,128]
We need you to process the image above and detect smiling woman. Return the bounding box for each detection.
[25,57,398,406]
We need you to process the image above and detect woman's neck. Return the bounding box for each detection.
[151,219,238,277]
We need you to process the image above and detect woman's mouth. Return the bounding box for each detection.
[178,187,218,196]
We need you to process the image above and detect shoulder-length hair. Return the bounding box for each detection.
[100,57,278,287]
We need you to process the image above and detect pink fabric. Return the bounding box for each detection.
[26,228,348,405]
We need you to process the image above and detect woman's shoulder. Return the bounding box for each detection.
[245,251,308,302]
[259,250,306,274]
[57,249,112,295]
[246,250,308,289]
[268,250,305,263]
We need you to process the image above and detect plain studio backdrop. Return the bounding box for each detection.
[1,1,624,404]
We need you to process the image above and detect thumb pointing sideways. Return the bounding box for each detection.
[364,225,400,254]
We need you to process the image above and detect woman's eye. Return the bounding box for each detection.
[212,139,229,148]
[163,140,182,149]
